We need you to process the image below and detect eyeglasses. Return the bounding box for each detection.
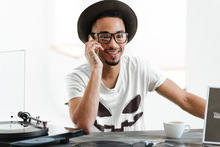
[90,32,128,44]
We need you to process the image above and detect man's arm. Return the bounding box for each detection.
[69,36,104,134]
[69,68,102,134]
[156,78,206,119]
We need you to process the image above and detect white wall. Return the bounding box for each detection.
[186,0,220,98]
[131,0,187,70]
[0,0,52,120]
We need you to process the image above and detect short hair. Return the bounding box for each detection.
[90,10,124,32]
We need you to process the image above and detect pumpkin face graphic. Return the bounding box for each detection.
[94,95,143,132]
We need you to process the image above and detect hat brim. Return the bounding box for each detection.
[77,0,137,44]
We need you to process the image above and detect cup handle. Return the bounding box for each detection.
[184,124,191,133]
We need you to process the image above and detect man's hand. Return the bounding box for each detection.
[85,35,104,69]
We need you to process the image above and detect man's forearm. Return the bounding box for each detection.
[71,67,102,133]
[156,79,206,119]
[184,92,206,119]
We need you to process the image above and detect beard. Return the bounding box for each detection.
[105,59,120,66]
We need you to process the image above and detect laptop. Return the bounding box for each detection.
[203,86,220,145]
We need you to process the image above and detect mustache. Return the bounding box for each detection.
[104,48,122,52]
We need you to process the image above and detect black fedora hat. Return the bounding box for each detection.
[77,0,138,44]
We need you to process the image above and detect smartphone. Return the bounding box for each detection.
[89,35,99,55]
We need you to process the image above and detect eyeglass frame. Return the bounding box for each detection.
[90,32,128,44]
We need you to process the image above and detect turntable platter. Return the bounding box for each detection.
[0,121,48,140]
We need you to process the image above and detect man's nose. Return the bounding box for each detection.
[108,36,118,48]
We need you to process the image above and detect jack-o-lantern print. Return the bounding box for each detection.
[94,94,143,132]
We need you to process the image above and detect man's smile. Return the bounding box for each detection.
[104,48,121,58]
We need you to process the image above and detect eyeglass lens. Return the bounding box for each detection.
[98,33,127,44]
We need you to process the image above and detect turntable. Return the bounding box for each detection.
[0,50,83,146]
[0,111,83,147]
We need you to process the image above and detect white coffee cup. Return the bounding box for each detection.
[163,121,190,139]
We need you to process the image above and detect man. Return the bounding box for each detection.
[65,0,205,134]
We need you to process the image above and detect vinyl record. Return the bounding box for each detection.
[15,137,55,144]
[72,141,133,147]
[0,121,48,140]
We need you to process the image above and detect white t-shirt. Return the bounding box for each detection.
[65,55,166,132]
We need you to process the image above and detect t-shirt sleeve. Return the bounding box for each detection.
[64,72,86,101]
[147,60,167,92]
